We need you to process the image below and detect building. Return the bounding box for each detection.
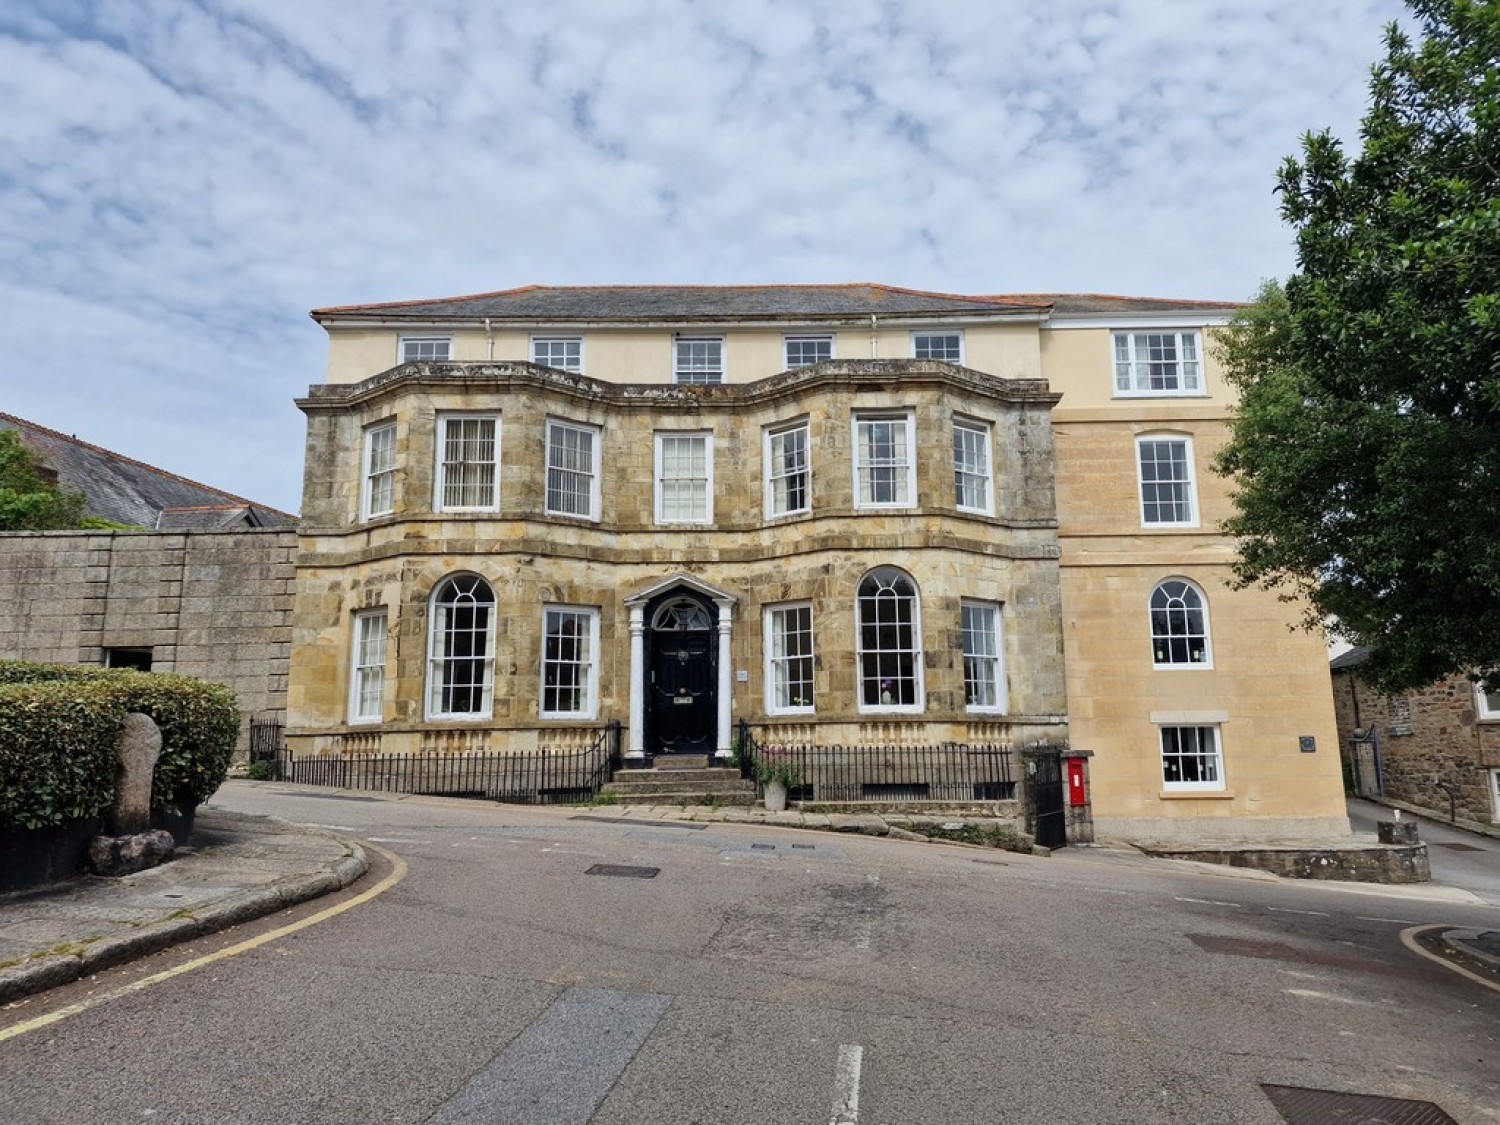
[288,284,1349,842]
[1331,648,1500,827]
[0,415,298,741]
[0,412,295,530]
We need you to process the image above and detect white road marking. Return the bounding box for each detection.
[1267,907,1330,917]
[830,1044,863,1125]
[1174,896,1242,907]
[1356,915,1423,925]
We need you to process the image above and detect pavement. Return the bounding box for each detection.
[1,789,1495,1006]
[0,806,366,1004]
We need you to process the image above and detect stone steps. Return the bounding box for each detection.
[601,764,759,807]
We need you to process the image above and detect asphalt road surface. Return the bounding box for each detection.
[3,783,1497,1125]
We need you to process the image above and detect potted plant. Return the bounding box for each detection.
[756,745,801,812]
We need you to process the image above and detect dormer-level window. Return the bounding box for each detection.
[400,336,452,363]
[912,330,963,363]
[674,337,723,384]
[785,336,833,369]
[532,337,583,374]
[1113,331,1202,395]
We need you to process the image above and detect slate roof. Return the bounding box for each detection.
[312,283,1051,322]
[986,293,1245,315]
[0,413,297,529]
[1329,646,1370,672]
[313,284,1242,323]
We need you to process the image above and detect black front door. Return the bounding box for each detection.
[645,596,717,755]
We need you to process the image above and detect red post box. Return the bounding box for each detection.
[1066,758,1087,807]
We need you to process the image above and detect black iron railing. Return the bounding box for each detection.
[285,723,624,805]
[734,719,1017,804]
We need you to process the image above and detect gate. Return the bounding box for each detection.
[248,717,286,779]
[1025,748,1067,849]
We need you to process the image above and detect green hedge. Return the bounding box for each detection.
[0,661,240,831]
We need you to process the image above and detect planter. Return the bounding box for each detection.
[0,817,106,893]
[764,780,788,812]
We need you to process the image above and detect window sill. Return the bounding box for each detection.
[1113,391,1211,400]
[1159,789,1234,800]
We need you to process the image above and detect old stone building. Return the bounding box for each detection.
[288,284,1349,842]
[1331,649,1500,827]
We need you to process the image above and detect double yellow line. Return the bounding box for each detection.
[0,842,406,1043]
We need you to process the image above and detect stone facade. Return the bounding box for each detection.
[0,529,296,748]
[287,284,1352,843]
[1331,662,1500,826]
[291,360,1070,759]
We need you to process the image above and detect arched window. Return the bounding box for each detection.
[857,567,923,710]
[428,575,495,718]
[1150,579,1210,667]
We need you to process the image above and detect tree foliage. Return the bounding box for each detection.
[0,429,89,530]
[1216,0,1500,694]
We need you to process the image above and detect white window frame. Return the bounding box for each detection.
[952,417,993,515]
[655,431,713,524]
[856,567,924,714]
[673,337,724,385]
[784,335,834,369]
[1160,724,1225,792]
[911,329,964,363]
[764,420,811,519]
[540,605,599,720]
[399,335,452,363]
[1113,331,1203,396]
[348,609,388,724]
[1475,683,1500,720]
[426,575,495,721]
[435,414,500,513]
[361,421,397,521]
[1150,578,1213,669]
[960,600,1006,714]
[1136,434,1198,528]
[853,412,916,509]
[764,602,816,715]
[544,418,601,521]
[531,336,584,374]
[1490,769,1500,822]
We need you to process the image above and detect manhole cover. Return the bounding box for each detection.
[1261,1084,1457,1124]
[585,864,659,879]
[1432,841,1485,852]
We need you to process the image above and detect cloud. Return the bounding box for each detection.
[0,0,1403,512]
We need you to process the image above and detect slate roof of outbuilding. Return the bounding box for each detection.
[0,413,297,529]
[312,284,1244,323]
[1329,646,1371,672]
[312,283,1052,321]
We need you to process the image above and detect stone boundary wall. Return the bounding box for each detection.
[1332,668,1500,826]
[0,529,296,751]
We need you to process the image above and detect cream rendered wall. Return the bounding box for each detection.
[325,321,1047,387]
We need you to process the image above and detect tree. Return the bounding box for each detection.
[0,429,89,530]
[1215,0,1500,694]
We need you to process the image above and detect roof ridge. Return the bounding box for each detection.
[0,412,297,520]
[985,291,1244,308]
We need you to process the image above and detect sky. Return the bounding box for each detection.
[1,0,1406,516]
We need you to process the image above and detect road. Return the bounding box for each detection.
[3,783,1498,1125]
[1347,796,1500,905]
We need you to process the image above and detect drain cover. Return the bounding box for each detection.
[751,843,776,851]
[1261,1084,1457,1124]
[586,864,659,878]
[792,844,814,850]
[1432,841,1484,852]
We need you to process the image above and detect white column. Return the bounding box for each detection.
[627,605,645,759]
[715,602,733,758]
